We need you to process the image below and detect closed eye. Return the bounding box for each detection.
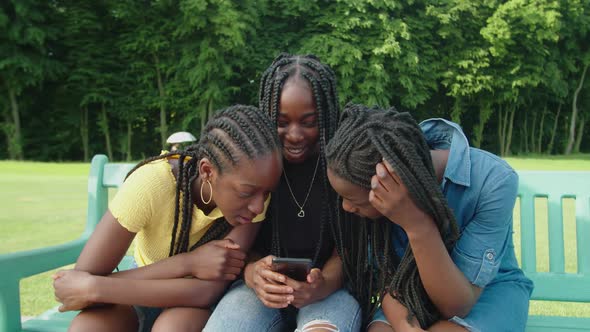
[238,191,254,198]
[302,120,317,128]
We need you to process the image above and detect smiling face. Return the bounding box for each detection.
[200,151,282,226]
[277,79,320,163]
[327,168,383,220]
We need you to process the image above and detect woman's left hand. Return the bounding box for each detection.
[369,160,432,231]
[283,268,327,308]
[52,269,96,311]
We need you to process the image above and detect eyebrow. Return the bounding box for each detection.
[279,112,317,118]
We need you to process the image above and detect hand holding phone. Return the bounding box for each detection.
[271,257,312,282]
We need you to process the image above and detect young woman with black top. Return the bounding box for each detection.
[204,54,361,332]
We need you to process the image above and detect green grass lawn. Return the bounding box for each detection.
[504,153,590,170]
[1,155,589,318]
[0,161,90,317]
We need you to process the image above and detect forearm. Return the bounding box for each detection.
[225,222,261,250]
[382,293,423,331]
[113,223,260,281]
[406,221,479,318]
[110,253,192,280]
[90,275,228,308]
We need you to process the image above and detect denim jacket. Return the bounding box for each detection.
[391,118,533,290]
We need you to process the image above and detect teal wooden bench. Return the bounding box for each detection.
[0,156,589,331]
[518,171,590,331]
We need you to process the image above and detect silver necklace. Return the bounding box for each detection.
[283,156,321,218]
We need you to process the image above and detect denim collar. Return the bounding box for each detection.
[419,118,471,187]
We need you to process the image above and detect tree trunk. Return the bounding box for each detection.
[522,112,529,153]
[565,64,588,154]
[472,103,492,148]
[573,116,585,153]
[530,110,537,153]
[100,103,113,160]
[80,107,89,162]
[208,98,214,121]
[498,107,507,156]
[126,120,133,161]
[7,86,23,160]
[537,106,546,154]
[504,107,516,156]
[1,107,14,159]
[154,53,168,149]
[200,98,214,132]
[200,110,206,133]
[547,103,561,154]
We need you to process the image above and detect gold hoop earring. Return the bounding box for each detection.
[200,179,213,204]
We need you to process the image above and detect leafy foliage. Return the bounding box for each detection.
[0,0,588,160]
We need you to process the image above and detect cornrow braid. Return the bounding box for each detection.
[126,105,280,257]
[325,104,460,328]
[258,53,342,268]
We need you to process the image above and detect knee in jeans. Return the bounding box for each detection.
[298,319,339,332]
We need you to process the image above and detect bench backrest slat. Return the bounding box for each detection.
[85,155,136,234]
[519,193,537,273]
[577,197,590,274]
[547,195,565,273]
[103,163,136,188]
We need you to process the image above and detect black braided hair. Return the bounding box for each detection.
[325,104,460,328]
[125,105,281,256]
[258,53,343,267]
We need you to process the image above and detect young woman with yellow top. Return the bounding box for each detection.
[52,105,283,332]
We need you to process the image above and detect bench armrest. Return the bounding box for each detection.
[0,234,90,332]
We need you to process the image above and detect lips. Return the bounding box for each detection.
[237,215,254,224]
[285,146,306,156]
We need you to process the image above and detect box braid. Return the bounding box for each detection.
[325,104,460,328]
[125,105,280,257]
[258,53,343,268]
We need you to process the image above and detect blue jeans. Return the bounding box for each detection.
[370,279,531,332]
[204,280,361,332]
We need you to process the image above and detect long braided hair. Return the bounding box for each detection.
[125,105,281,257]
[325,104,460,328]
[258,53,343,267]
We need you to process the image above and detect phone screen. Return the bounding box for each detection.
[271,257,312,282]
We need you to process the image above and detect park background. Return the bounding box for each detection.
[1,0,590,322]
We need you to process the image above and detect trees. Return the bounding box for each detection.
[1,1,588,161]
[0,1,63,159]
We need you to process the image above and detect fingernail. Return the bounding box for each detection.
[371,178,378,189]
[377,167,385,178]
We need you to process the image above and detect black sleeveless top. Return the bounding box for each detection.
[254,155,334,268]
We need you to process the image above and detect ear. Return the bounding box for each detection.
[198,158,217,180]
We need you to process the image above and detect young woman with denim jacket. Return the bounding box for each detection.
[326,104,533,332]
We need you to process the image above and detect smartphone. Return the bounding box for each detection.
[271,257,312,282]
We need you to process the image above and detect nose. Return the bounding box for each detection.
[248,194,265,216]
[285,124,304,143]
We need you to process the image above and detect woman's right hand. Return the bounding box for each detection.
[244,255,294,308]
[52,269,96,312]
[189,238,247,281]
